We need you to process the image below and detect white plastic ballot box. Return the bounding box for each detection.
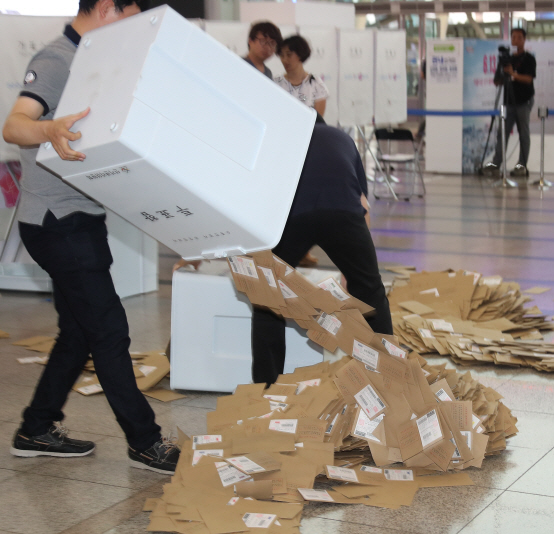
[170,272,323,392]
[36,6,315,260]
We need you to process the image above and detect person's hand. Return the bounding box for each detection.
[503,64,514,76]
[44,107,90,161]
[173,259,202,272]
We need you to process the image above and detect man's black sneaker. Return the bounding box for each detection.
[128,437,180,475]
[11,424,95,458]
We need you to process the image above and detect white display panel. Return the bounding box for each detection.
[36,6,315,260]
[374,30,407,125]
[301,26,339,126]
[425,38,464,173]
[204,20,249,58]
[338,29,374,126]
[0,15,70,161]
[170,272,323,393]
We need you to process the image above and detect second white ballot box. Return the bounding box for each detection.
[37,5,315,259]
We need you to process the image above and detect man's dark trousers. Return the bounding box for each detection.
[19,211,161,450]
[251,209,393,385]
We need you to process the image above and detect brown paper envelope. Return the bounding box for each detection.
[252,469,288,494]
[143,498,162,512]
[235,480,274,500]
[144,389,187,402]
[12,335,54,347]
[423,439,457,471]
[232,432,296,454]
[198,505,248,534]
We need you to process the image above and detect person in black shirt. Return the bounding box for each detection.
[251,117,393,385]
[484,28,536,178]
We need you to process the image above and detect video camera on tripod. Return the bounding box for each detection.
[498,45,512,68]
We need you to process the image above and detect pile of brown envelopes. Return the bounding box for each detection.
[387,269,554,372]
[143,254,517,533]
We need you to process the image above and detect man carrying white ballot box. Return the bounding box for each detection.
[2,0,180,475]
[251,115,394,386]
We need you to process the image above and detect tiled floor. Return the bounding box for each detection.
[2,174,554,533]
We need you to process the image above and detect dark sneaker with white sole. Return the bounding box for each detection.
[510,164,529,177]
[11,424,95,458]
[129,437,180,475]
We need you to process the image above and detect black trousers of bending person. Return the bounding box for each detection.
[251,209,393,385]
[18,211,161,451]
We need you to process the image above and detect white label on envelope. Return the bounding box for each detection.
[227,456,265,474]
[229,256,258,278]
[325,413,339,435]
[420,288,439,297]
[296,378,321,394]
[429,319,454,333]
[268,401,288,412]
[352,340,379,370]
[460,430,472,450]
[450,437,461,459]
[258,266,277,288]
[264,395,287,402]
[384,469,414,481]
[472,414,481,429]
[317,312,342,335]
[138,365,157,377]
[227,497,240,505]
[435,388,453,402]
[269,419,298,434]
[419,328,435,339]
[355,384,386,419]
[353,411,383,442]
[217,464,251,487]
[422,368,431,377]
[192,435,222,450]
[327,465,359,482]
[243,513,276,528]
[76,384,103,395]
[297,488,335,502]
[318,277,349,301]
[278,280,297,299]
[17,356,48,364]
[361,466,383,474]
[416,409,442,448]
[192,449,223,466]
[381,339,406,358]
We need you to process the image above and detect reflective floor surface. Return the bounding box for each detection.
[1,174,554,533]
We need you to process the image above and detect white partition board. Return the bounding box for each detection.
[374,30,407,126]
[170,272,323,392]
[425,38,464,173]
[37,6,316,260]
[338,29,374,126]
[204,20,249,58]
[301,26,339,126]
[0,15,70,162]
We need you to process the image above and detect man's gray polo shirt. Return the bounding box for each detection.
[18,25,104,225]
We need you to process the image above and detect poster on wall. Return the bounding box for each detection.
[374,30,407,125]
[299,26,339,126]
[204,21,249,58]
[462,39,505,174]
[0,15,70,162]
[338,29,374,126]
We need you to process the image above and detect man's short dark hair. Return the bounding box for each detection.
[280,35,311,63]
[79,0,150,14]
[248,21,283,49]
[511,27,526,39]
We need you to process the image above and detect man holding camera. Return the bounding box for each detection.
[484,28,536,178]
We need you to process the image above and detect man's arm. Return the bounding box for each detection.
[3,96,90,161]
[503,64,533,84]
[313,99,326,116]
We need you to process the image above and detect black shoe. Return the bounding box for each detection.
[128,437,180,475]
[11,424,95,458]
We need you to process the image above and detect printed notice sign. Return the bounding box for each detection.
[355,384,386,419]
[318,277,350,301]
[229,256,258,278]
[416,409,443,448]
[352,340,379,370]
[317,312,342,335]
